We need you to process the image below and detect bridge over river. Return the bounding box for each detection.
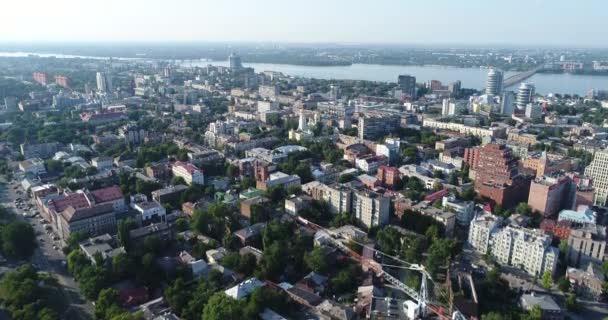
[503,65,545,87]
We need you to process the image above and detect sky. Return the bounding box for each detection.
[1,0,607,47]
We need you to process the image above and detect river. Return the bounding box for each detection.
[1,51,607,95]
[189,60,608,96]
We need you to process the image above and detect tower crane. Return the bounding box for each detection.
[295,216,467,320]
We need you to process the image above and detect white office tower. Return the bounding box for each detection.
[516,83,535,110]
[525,103,542,120]
[96,72,112,93]
[585,150,608,206]
[329,84,340,101]
[441,98,458,116]
[229,53,243,70]
[485,68,504,96]
[298,110,308,131]
[500,91,515,115]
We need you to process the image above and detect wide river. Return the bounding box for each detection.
[192,60,608,96]
[2,51,607,95]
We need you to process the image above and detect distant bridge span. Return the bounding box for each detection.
[503,65,545,87]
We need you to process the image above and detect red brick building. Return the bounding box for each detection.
[463,147,480,169]
[377,165,400,188]
[33,72,48,85]
[474,144,531,208]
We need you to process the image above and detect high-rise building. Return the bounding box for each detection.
[54,75,71,88]
[525,103,542,120]
[500,91,515,115]
[516,83,535,109]
[584,150,608,206]
[229,53,243,70]
[358,114,401,140]
[96,72,113,93]
[485,68,504,96]
[474,144,531,208]
[448,80,462,96]
[353,190,390,229]
[397,74,416,98]
[329,84,340,101]
[33,72,48,85]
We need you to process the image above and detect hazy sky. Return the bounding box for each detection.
[2,0,606,46]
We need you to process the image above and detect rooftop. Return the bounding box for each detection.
[89,185,124,203]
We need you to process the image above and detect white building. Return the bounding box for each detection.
[172,161,205,185]
[584,150,608,206]
[257,100,279,113]
[353,190,390,229]
[468,214,502,255]
[376,138,400,164]
[225,277,265,299]
[96,71,112,93]
[422,119,505,138]
[442,195,475,226]
[491,225,558,277]
[132,201,167,224]
[264,172,301,190]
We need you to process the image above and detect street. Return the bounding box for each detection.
[0,178,93,320]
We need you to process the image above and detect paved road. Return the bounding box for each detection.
[0,178,93,320]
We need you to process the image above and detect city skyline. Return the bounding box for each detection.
[2,0,608,47]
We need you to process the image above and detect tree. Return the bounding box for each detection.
[237,253,258,276]
[448,171,459,185]
[201,293,244,320]
[541,270,552,289]
[250,204,271,224]
[265,186,287,203]
[481,312,506,320]
[65,231,87,253]
[516,203,532,216]
[255,242,288,281]
[376,226,402,255]
[557,277,570,292]
[117,218,137,249]
[522,305,542,320]
[331,265,361,294]
[565,293,579,312]
[79,266,109,300]
[112,253,134,279]
[95,288,121,320]
[1,221,37,259]
[338,174,355,183]
[171,176,187,186]
[305,247,329,274]
[165,278,190,316]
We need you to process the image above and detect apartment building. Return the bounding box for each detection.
[172,161,205,185]
[352,190,390,229]
[468,214,503,255]
[491,225,558,276]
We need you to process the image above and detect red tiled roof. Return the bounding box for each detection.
[173,161,202,175]
[49,193,90,213]
[89,185,124,203]
[424,188,449,202]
